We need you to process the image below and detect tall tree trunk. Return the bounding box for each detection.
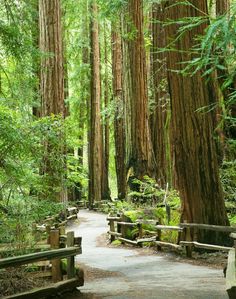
[88,0,102,207]
[101,22,111,200]
[39,0,67,202]
[150,3,170,187]
[164,0,229,244]
[112,23,127,200]
[216,1,229,16]
[127,0,155,179]
[32,0,40,117]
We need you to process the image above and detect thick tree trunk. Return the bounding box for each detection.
[164,0,229,244]
[88,1,102,207]
[150,3,170,187]
[127,0,155,179]
[39,0,65,116]
[39,0,67,202]
[112,25,127,200]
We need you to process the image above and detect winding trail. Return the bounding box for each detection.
[67,210,228,299]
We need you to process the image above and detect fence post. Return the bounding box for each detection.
[120,214,126,240]
[156,220,162,251]
[109,220,115,242]
[184,220,192,258]
[67,231,75,279]
[50,229,62,282]
[59,226,66,236]
[138,223,143,239]
[46,225,51,244]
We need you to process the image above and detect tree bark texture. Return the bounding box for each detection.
[112,25,127,200]
[101,23,111,200]
[127,0,155,179]
[39,0,65,117]
[216,0,229,16]
[88,1,102,206]
[150,3,170,187]
[39,0,67,202]
[164,0,229,244]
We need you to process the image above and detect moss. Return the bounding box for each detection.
[111,240,122,246]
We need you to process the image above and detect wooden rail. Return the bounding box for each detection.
[107,214,160,247]
[0,247,81,269]
[107,214,236,297]
[180,223,236,233]
[107,214,236,254]
[0,229,83,299]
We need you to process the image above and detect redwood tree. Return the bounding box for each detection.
[112,24,127,199]
[164,0,229,244]
[127,0,154,179]
[101,22,111,200]
[150,3,170,187]
[88,0,102,207]
[39,0,67,202]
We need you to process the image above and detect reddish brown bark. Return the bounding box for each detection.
[101,23,111,200]
[39,0,67,202]
[88,1,102,207]
[150,3,170,187]
[216,0,229,16]
[39,0,65,117]
[164,0,229,244]
[112,25,127,200]
[127,0,155,179]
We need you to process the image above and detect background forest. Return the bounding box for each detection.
[0,0,235,247]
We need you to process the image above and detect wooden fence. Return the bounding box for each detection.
[107,214,236,298]
[0,208,83,299]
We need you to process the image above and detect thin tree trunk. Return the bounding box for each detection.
[32,0,40,117]
[112,23,127,200]
[88,0,102,207]
[101,22,111,200]
[164,0,229,244]
[127,0,155,179]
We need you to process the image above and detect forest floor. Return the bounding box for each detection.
[64,210,229,299]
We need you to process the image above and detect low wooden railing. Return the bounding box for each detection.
[226,233,236,299]
[0,229,83,299]
[108,214,236,299]
[108,214,236,254]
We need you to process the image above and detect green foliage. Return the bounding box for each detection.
[221,159,236,202]
[0,196,63,255]
[111,239,122,246]
[128,176,180,206]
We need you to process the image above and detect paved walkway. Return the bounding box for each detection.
[67,210,228,299]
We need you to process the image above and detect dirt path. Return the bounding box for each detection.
[66,210,228,299]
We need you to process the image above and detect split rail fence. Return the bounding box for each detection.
[107,214,236,298]
[0,207,83,299]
